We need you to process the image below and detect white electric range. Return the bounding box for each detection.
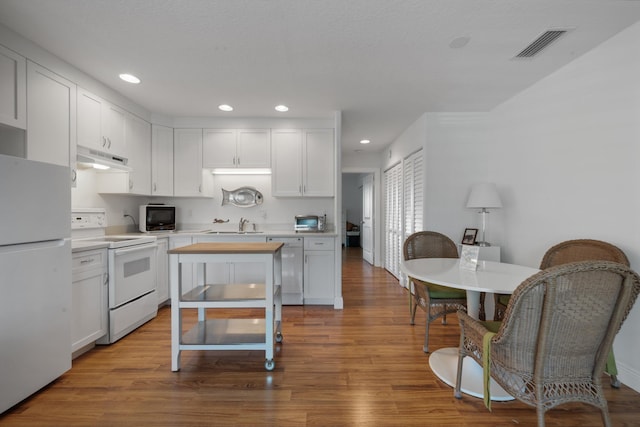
[71,209,158,344]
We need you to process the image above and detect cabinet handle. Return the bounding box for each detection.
[107,138,112,149]
[80,258,94,264]
[198,185,202,193]
[153,183,157,192]
[129,179,133,190]
[103,273,109,285]
[102,136,107,147]
[237,157,240,165]
[71,169,77,183]
[305,254,308,263]
[299,185,302,193]
[233,156,236,165]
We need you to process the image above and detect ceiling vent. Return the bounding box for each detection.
[514,30,568,58]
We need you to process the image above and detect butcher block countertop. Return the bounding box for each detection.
[167,242,284,255]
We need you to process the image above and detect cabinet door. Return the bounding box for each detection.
[126,113,151,194]
[304,250,335,303]
[174,129,206,197]
[77,88,104,150]
[193,235,266,284]
[151,125,174,196]
[26,61,77,184]
[71,249,108,352]
[72,266,108,352]
[0,44,26,129]
[104,103,127,156]
[237,129,270,168]
[271,129,303,197]
[202,129,236,168]
[303,129,334,197]
[232,262,267,285]
[156,238,169,304]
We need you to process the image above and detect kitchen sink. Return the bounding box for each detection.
[205,231,264,234]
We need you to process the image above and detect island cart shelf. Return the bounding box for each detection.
[168,242,284,371]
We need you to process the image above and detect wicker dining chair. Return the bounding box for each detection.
[403,231,466,353]
[493,239,630,320]
[492,239,629,388]
[455,261,640,427]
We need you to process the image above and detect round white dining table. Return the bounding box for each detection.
[400,258,540,401]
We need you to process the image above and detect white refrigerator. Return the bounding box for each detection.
[0,154,71,413]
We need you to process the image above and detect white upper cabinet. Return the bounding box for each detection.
[77,87,127,158]
[125,113,151,194]
[302,129,334,197]
[0,44,26,129]
[26,60,77,185]
[151,124,174,196]
[271,129,303,197]
[97,112,151,195]
[202,128,270,169]
[174,128,213,197]
[271,129,334,197]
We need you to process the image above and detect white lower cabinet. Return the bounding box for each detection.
[156,237,169,305]
[71,248,108,355]
[193,235,267,284]
[303,237,335,304]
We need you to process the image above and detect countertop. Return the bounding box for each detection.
[72,229,336,253]
[120,229,338,238]
[71,240,110,253]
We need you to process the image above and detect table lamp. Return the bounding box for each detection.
[466,183,502,247]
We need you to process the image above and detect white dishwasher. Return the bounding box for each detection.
[267,237,303,305]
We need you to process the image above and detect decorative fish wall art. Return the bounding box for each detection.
[221,187,264,207]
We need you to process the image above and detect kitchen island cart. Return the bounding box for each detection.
[168,242,284,371]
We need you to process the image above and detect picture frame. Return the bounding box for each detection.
[462,228,478,245]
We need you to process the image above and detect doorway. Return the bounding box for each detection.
[341,170,377,266]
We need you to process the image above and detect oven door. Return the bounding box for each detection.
[108,243,157,308]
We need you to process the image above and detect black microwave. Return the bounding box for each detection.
[139,204,176,232]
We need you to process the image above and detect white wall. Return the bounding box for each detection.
[488,22,640,391]
[387,21,640,391]
[72,170,334,231]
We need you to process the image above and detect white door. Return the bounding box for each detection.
[361,173,374,265]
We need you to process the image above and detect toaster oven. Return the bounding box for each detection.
[294,215,325,232]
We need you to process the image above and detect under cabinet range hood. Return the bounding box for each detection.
[77,145,131,171]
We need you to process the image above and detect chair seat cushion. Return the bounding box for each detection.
[497,294,511,306]
[413,278,466,299]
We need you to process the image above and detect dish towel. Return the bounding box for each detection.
[482,331,497,411]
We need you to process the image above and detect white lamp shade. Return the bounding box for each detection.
[466,183,502,209]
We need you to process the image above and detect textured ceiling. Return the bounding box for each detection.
[1,0,640,154]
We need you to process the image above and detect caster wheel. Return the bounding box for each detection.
[275,332,283,343]
[265,359,275,371]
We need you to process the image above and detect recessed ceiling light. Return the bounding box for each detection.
[218,104,233,112]
[119,73,140,84]
[360,139,371,144]
[275,105,289,112]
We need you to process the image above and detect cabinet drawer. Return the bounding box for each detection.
[72,249,106,271]
[304,237,334,251]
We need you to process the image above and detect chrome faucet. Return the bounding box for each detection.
[239,217,249,232]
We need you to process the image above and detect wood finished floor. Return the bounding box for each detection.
[2,247,640,426]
